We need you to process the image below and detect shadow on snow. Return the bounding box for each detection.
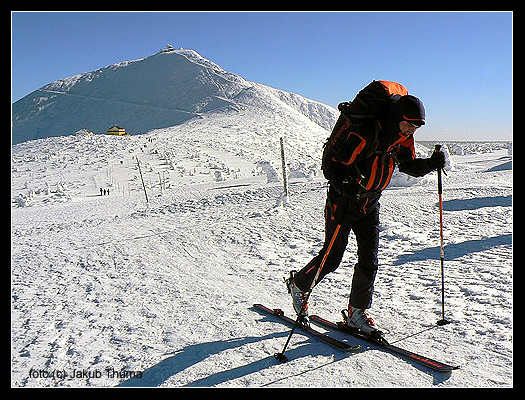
[442,195,511,211]
[393,234,512,266]
[118,322,347,387]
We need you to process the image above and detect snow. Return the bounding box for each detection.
[11,49,512,387]
[11,126,513,387]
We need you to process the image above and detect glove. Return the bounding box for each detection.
[427,150,446,170]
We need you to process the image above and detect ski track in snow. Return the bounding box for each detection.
[11,130,512,387]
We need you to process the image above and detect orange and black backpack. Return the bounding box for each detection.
[321,80,408,181]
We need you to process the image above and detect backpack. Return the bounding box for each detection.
[321,80,408,181]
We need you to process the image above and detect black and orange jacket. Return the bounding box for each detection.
[328,118,433,194]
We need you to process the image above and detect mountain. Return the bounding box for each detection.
[12,47,338,145]
[11,49,513,388]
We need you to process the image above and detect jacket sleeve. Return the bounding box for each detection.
[397,145,434,177]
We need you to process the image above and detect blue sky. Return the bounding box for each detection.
[12,11,512,140]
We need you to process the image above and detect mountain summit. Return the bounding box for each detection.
[12,47,337,144]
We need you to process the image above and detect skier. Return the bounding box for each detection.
[286,93,445,336]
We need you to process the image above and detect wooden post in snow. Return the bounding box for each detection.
[136,156,149,205]
[280,137,289,202]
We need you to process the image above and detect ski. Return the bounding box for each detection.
[310,314,459,372]
[253,304,361,353]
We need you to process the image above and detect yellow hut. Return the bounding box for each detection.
[107,125,129,136]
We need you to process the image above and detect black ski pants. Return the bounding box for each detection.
[294,184,380,309]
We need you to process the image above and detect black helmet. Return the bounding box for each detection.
[392,95,425,126]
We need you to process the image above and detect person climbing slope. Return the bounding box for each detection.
[286,81,445,337]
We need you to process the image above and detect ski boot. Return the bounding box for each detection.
[285,271,310,328]
[341,306,388,345]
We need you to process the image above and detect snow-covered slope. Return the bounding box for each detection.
[12,48,337,145]
[12,116,512,387]
[11,47,512,388]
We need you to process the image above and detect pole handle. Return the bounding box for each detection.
[434,144,444,194]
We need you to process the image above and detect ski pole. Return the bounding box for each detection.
[434,145,450,326]
[275,224,342,362]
